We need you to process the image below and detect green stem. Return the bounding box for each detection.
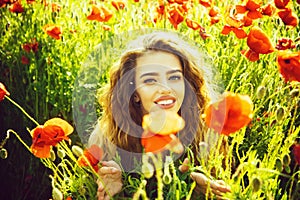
[5,96,40,126]
[186,181,196,200]
[6,129,31,152]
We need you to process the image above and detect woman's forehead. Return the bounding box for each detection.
[135,51,182,73]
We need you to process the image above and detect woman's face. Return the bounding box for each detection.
[134,51,185,115]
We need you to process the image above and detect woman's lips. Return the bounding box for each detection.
[154,96,176,109]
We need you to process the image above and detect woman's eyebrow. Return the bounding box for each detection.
[167,69,183,74]
[140,72,159,78]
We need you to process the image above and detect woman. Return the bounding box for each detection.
[88,30,230,200]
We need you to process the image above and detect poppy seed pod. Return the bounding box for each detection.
[141,162,154,179]
[283,154,291,166]
[256,86,266,99]
[52,187,63,200]
[50,149,56,161]
[162,171,172,184]
[290,89,299,98]
[252,177,261,192]
[0,148,8,159]
[57,149,66,159]
[72,145,84,157]
[275,158,283,172]
[276,107,285,121]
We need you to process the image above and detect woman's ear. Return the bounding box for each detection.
[134,94,140,102]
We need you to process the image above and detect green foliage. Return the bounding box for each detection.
[1,0,300,199]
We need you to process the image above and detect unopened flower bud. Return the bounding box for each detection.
[256,86,266,99]
[141,163,154,179]
[283,154,291,166]
[50,149,56,161]
[162,172,172,184]
[57,149,65,159]
[199,142,209,159]
[78,186,86,195]
[285,165,291,173]
[275,158,283,172]
[71,145,83,157]
[290,89,299,98]
[276,107,285,121]
[52,187,63,200]
[0,148,8,159]
[252,177,261,192]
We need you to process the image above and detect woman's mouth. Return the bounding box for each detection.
[155,97,176,109]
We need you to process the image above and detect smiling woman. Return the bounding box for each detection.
[134,51,185,115]
[87,30,228,199]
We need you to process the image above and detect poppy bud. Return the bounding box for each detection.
[199,141,209,159]
[275,158,283,171]
[162,171,172,184]
[285,165,291,173]
[252,177,261,192]
[78,186,86,195]
[50,149,56,161]
[141,162,154,179]
[256,86,266,99]
[0,148,8,159]
[290,89,299,98]
[52,187,63,200]
[283,154,291,166]
[276,107,285,121]
[72,145,84,157]
[57,149,65,159]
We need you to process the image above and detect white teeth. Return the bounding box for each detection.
[156,99,174,105]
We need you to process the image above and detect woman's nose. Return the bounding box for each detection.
[157,82,171,94]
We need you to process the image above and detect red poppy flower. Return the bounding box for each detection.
[278,8,298,27]
[293,143,300,165]
[141,132,173,153]
[242,49,260,62]
[87,5,113,22]
[21,55,30,65]
[261,3,276,16]
[30,118,73,158]
[22,39,38,53]
[277,50,300,82]
[235,0,263,20]
[221,25,247,39]
[112,0,125,11]
[51,3,61,12]
[199,0,211,8]
[142,110,185,135]
[185,18,201,30]
[78,144,103,171]
[141,110,185,153]
[200,29,211,40]
[210,16,220,25]
[208,6,219,17]
[9,1,24,13]
[102,24,111,31]
[247,26,274,54]
[167,4,184,29]
[274,0,290,9]
[276,38,296,50]
[204,92,253,136]
[42,24,62,40]
[0,82,10,101]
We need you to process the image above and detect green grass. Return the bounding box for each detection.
[0,0,300,199]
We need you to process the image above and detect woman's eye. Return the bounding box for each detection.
[169,75,182,81]
[143,78,156,84]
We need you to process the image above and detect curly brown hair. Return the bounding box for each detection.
[89,31,218,163]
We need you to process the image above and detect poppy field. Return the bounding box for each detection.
[0,0,300,199]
